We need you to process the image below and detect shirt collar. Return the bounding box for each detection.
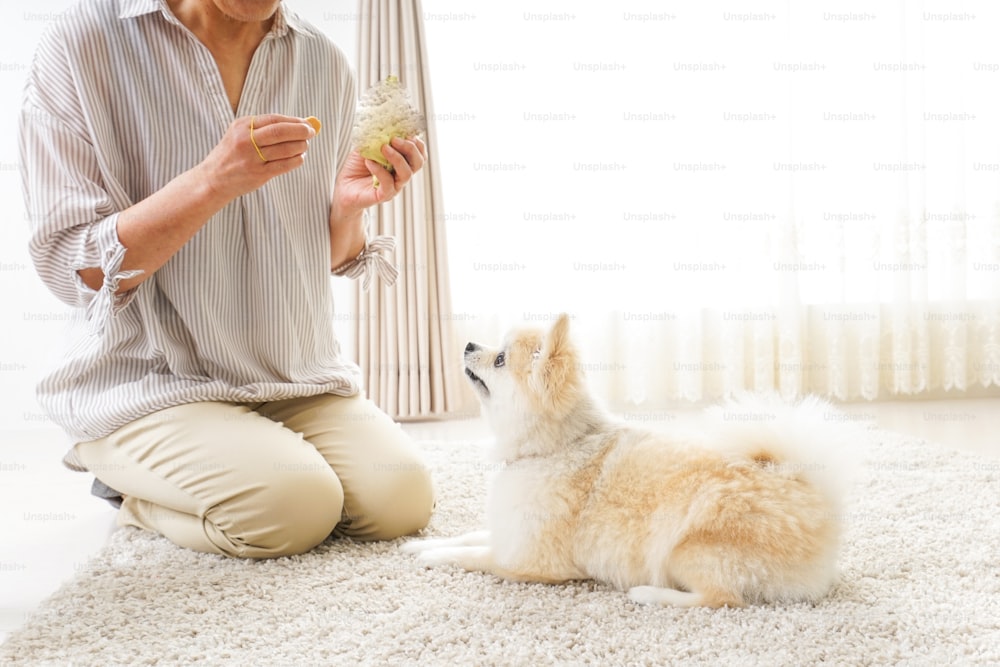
[118,0,160,20]
[279,7,313,36]
[118,0,311,38]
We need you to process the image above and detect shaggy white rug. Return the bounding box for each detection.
[2,428,999,666]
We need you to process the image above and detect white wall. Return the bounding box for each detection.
[4,1,999,428]
[1,2,78,431]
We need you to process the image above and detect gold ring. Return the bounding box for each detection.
[249,116,267,163]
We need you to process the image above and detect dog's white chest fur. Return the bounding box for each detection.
[486,457,589,580]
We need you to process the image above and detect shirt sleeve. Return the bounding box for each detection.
[19,32,141,334]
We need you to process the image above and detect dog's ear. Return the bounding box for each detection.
[532,313,579,414]
[540,314,573,367]
[549,313,571,351]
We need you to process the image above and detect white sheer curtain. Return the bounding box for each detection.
[354,0,467,418]
[423,1,1000,410]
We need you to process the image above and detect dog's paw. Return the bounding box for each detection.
[400,531,492,556]
[399,541,466,567]
[627,586,663,606]
[627,585,705,607]
[399,539,433,555]
[413,547,459,568]
[399,537,463,555]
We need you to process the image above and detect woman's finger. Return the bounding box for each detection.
[365,159,396,200]
[248,116,316,152]
[246,117,316,165]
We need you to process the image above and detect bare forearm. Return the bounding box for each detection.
[77,115,316,292]
[77,163,230,291]
[327,136,427,271]
[329,208,367,271]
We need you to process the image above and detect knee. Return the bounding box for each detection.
[341,457,435,541]
[218,467,345,558]
[387,462,436,537]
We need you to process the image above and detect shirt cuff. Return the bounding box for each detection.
[331,213,399,290]
[75,216,143,335]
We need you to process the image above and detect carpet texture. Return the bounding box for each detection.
[2,429,999,666]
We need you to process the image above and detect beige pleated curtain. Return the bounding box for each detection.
[354,0,464,418]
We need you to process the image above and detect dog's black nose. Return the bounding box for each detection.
[465,342,480,353]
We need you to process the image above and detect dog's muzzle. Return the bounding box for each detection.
[464,342,489,397]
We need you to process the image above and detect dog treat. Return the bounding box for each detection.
[351,75,426,172]
[305,116,321,135]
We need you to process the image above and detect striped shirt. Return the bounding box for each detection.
[19,0,382,443]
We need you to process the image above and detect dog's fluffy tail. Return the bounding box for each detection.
[702,393,863,512]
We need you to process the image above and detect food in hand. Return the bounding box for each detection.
[351,75,426,173]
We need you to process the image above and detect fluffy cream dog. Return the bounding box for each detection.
[402,315,857,607]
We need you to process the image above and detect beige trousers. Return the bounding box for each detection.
[70,392,434,558]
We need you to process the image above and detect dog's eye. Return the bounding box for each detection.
[494,352,506,368]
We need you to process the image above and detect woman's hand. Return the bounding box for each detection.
[77,115,317,293]
[199,114,317,201]
[330,136,428,223]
